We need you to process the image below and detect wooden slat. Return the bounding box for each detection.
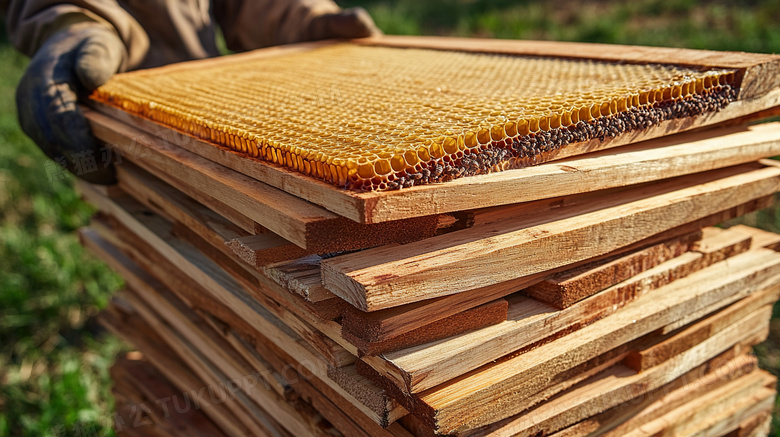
[77,186,355,369]
[80,220,408,427]
[123,275,396,437]
[344,299,509,356]
[110,354,230,437]
[117,163,311,265]
[322,162,780,311]
[100,298,287,436]
[624,285,780,372]
[121,288,318,437]
[338,193,773,346]
[362,226,757,395]
[548,367,773,437]
[473,315,770,437]
[263,255,336,303]
[91,36,780,224]
[404,249,780,434]
[621,379,775,437]
[524,231,701,308]
[730,224,780,250]
[85,108,452,252]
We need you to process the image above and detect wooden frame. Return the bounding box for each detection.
[88,36,780,224]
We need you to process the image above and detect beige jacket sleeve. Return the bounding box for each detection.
[1,0,151,68]
[213,0,341,52]
[1,0,350,69]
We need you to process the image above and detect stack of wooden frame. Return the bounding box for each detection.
[77,37,780,436]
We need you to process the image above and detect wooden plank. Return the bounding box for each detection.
[727,409,773,437]
[474,313,770,437]
[78,189,355,369]
[624,285,780,372]
[407,250,780,434]
[524,231,702,308]
[99,298,283,437]
[80,176,352,351]
[343,299,509,356]
[361,226,756,395]
[263,255,336,303]
[124,277,389,437]
[95,247,408,435]
[85,108,453,252]
[227,234,311,271]
[622,378,775,437]
[195,291,413,434]
[322,162,780,311]
[117,162,310,265]
[730,224,780,250]
[120,288,320,437]
[110,355,230,437]
[90,174,506,353]
[546,359,761,437]
[338,193,773,345]
[119,161,262,235]
[92,35,780,224]
[549,367,774,437]
[80,225,408,427]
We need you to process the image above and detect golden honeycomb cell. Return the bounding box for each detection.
[93,44,737,191]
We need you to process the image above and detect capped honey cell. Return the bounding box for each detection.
[93,44,737,191]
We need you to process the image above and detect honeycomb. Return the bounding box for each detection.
[93,44,737,191]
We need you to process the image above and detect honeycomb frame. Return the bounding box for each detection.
[93,44,738,191]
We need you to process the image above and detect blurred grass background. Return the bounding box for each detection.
[1,0,780,435]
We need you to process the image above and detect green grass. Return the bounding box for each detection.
[0,43,127,436]
[1,1,780,435]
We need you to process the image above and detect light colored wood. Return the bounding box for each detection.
[80,218,408,427]
[478,313,770,437]
[92,34,780,224]
[730,224,780,250]
[119,160,261,235]
[622,375,776,437]
[411,250,780,434]
[546,359,761,437]
[363,226,755,395]
[338,194,773,345]
[85,108,449,252]
[126,275,399,437]
[624,285,780,372]
[551,369,775,437]
[117,163,311,265]
[344,299,509,356]
[263,255,336,303]
[733,410,773,437]
[525,231,701,308]
[110,355,230,437]
[88,228,410,433]
[99,296,282,437]
[78,188,355,369]
[198,315,413,436]
[82,177,351,353]
[322,163,780,311]
[227,234,311,271]
[121,288,318,437]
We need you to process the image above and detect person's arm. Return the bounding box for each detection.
[213,0,380,53]
[3,1,148,184]
[3,0,148,67]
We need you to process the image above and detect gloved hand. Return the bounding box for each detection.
[306,7,382,40]
[16,23,126,185]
